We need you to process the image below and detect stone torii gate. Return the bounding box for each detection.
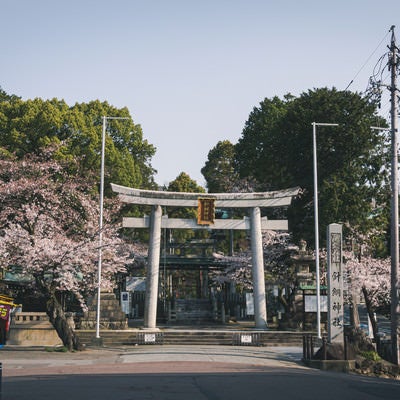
[112,183,299,330]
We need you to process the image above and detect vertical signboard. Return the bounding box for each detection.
[120,291,130,315]
[197,198,216,225]
[327,223,344,344]
[245,292,255,316]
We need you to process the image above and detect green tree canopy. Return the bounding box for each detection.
[167,172,205,194]
[166,172,205,242]
[201,140,238,193]
[0,86,20,102]
[167,172,205,220]
[234,88,390,249]
[235,95,289,187]
[0,90,157,192]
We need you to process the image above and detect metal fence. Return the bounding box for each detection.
[136,332,164,345]
[232,332,261,346]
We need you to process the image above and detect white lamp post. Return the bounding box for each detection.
[95,115,130,340]
[312,122,339,339]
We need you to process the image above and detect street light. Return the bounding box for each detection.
[95,115,131,341]
[312,122,339,339]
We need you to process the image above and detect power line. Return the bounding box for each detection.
[345,30,391,91]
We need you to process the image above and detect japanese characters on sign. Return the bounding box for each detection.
[327,224,344,344]
[197,198,216,225]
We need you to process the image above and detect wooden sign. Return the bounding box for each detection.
[197,198,216,225]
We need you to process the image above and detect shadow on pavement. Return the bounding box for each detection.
[5,367,400,400]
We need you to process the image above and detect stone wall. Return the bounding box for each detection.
[8,312,63,346]
[79,292,128,330]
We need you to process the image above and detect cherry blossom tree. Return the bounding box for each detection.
[210,230,300,318]
[343,250,390,340]
[210,251,252,291]
[262,231,300,317]
[0,151,134,350]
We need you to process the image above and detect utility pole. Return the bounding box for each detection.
[389,25,400,365]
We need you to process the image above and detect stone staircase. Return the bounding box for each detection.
[170,299,214,324]
[75,328,308,347]
[75,297,310,348]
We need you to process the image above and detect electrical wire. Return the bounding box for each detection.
[345,29,391,91]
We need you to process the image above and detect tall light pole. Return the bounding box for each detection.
[95,115,130,341]
[312,122,339,338]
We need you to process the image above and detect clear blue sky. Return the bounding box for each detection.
[1,0,398,187]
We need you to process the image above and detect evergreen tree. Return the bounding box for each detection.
[235,88,389,248]
[201,140,238,193]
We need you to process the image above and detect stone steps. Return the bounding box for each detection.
[75,329,308,347]
[171,299,213,324]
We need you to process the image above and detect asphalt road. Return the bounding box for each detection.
[1,346,400,400]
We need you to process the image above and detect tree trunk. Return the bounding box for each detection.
[46,294,83,351]
[278,291,290,314]
[361,286,378,341]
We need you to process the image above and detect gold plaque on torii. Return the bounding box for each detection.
[197,198,216,225]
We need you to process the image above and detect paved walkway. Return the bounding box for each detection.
[2,345,400,400]
[0,345,305,376]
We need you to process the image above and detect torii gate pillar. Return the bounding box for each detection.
[250,207,267,328]
[144,205,162,329]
